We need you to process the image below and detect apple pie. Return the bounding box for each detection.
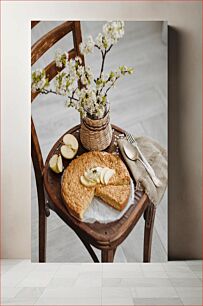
[61,151,131,220]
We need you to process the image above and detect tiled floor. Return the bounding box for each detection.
[1,260,202,305]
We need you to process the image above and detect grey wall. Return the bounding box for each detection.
[168,25,202,259]
[1,1,202,259]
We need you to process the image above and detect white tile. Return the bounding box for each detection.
[2,264,18,274]
[163,261,187,265]
[102,297,134,305]
[188,265,202,272]
[180,296,202,305]
[170,278,202,287]
[15,287,45,298]
[186,260,202,266]
[133,297,183,305]
[102,287,133,299]
[53,265,81,278]
[0,259,23,266]
[134,287,178,298]
[166,271,197,279]
[3,296,39,305]
[1,299,10,305]
[46,277,77,288]
[78,270,102,278]
[41,287,101,298]
[193,271,202,279]
[140,263,165,271]
[2,261,36,287]
[142,270,168,278]
[103,270,144,279]
[35,297,102,305]
[102,263,142,272]
[75,271,102,287]
[125,277,171,287]
[17,271,56,287]
[175,287,202,298]
[102,277,171,288]
[31,263,60,272]
[163,263,192,272]
[81,263,102,272]
[2,287,22,299]
[102,277,123,287]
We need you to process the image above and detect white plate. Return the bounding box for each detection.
[83,178,135,224]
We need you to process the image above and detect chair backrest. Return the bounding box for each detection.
[31,21,84,210]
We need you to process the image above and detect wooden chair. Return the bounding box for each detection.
[31,21,156,263]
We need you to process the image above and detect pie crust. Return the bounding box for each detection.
[61,151,131,220]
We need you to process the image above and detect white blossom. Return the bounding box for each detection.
[79,36,94,55]
[95,21,124,52]
[76,87,97,116]
[96,33,111,51]
[96,74,106,91]
[107,69,121,85]
[77,65,85,77]
[32,21,133,120]
[67,59,77,79]
[79,66,93,86]
[55,72,76,96]
[95,104,105,118]
[103,21,125,44]
[55,49,69,68]
[31,69,49,92]
[119,65,134,75]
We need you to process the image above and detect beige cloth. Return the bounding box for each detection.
[118,137,167,206]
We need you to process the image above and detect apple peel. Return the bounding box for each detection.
[49,154,64,174]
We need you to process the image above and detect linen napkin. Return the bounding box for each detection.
[117,136,168,206]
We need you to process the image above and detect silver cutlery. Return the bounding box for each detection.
[125,133,162,187]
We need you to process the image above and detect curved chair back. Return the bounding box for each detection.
[31,22,84,249]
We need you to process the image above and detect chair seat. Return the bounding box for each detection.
[43,124,149,250]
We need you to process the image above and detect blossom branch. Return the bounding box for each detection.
[104,76,120,96]
[95,44,103,56]
[41,89,58,95]
[40,89,79,101]
[99,51,106,79]
[99,44,113,78]
[31,22,133,120]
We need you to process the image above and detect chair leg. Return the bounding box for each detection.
[143,203,156,262]
[39,207,47,262]
[101,248,116,263]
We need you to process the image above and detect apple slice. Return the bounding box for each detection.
[61,145,75,159]
[80,175,97,187]
[84,170,96,183]
[57,155,63,172]
[95,167,103,183]
[49,154,63,173]
[63,134,78,152]
[100,167,109,184]
[84,167,102,183]
[104,169,115,185]
[49,154,59,173]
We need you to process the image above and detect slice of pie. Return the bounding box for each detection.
[61,151,131,220]
[95,184,130,211]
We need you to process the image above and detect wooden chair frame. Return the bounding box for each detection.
[31,21,156,263]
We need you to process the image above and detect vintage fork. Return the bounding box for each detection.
[125,132,162,187]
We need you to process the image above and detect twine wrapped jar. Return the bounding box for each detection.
[80,111,112,151]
